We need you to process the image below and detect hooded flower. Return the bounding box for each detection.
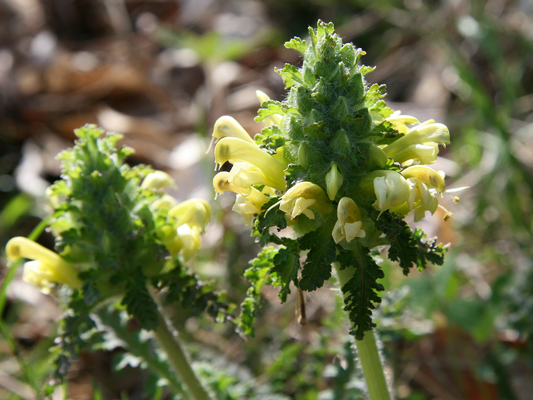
[228,162,279,193]
[332,197,366,244]
[383,120,450,165]
[279,182,332,220]
[168,199,211,231]
[213,172,270,225]
[390,165,446,221]
[213,172,270,208]
[6,237,82,293]
[214,137,286,191]
[401,165,446,193]
[232,194,262,226]
[157,199,211,260]
[207,115,256,153]
[360,170,411,212]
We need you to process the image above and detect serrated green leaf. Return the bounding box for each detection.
[253,197,286,246]
[271,247,300,302]
[375,212,447,275]
[238,247,276,336]
[285,37,307,54]
[337,248,384,340]
[276,64,304,89]
[298,219,336,291]
[255,100,298,122]
[122,272,159,330]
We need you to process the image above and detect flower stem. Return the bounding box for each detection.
[334,262,392,400]
[153,308,214,400]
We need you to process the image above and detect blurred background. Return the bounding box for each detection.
[1,0,533,399]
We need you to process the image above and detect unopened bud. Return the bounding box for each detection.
[325,163,344,200]
[141,171,176,190]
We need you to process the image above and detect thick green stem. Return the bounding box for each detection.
[153,309,214,400]
[334,262,392,400]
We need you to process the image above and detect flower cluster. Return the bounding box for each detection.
[211,21,451,339]
[143,171,211,261]
[212,104,449,242]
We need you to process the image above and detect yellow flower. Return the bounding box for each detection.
[401,165,445,193]
[6,237,82,293]
[213,172,270,225]
[332,197,366,244]
[214,137,286,190]
[390,165,446,221]
[207,116,256,153]
[213,172,269,208]
[232,194,262,226]
[229,162,280,193]
[279,182,332,220]
[383,121,450,165]
[151,194,178,210]
[325,163,344,201]
[176,224,202,261]
[360,170,410,211]
[168,199,211,233]
[141,171,176,189]
[386,112,419,134]
[154,199,211,260]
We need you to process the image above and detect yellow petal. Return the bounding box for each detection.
[208,116,256,153]
[214,137,286,190]
[402,165,445,192]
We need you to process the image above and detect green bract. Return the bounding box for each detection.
[212,21,449,340]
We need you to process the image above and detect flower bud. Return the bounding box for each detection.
[332,197,366,244]
[368,145,388,168]
[325,163,343,200]
[214,137,286,190]
[6,237,82,292]
[141,171,176,189]
[360,170,410,211]
[298,143,308,168]
[279,182,332,220]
